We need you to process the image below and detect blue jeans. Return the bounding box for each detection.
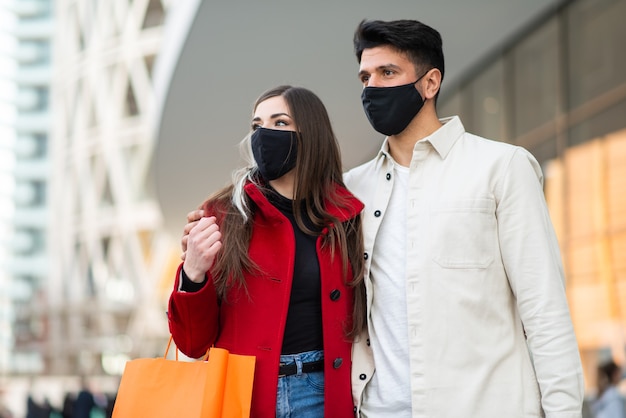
[276,350,324,417]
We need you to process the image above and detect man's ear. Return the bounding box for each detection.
[422,68,442,100]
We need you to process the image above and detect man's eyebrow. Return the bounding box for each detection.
[358,63,402,78]
[378,63,402,71]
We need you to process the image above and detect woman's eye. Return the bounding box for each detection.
[251,123,261,130]
[275,120,288,127]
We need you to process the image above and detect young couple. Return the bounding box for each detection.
[167,19,584,417]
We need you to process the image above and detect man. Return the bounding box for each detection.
[346,19,584,417]
[591,360,625,418]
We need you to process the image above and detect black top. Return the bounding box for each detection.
[266,189,323,354]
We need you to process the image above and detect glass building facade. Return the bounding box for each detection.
[0,0,53,376]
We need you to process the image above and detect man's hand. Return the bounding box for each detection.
[182,215,222,283]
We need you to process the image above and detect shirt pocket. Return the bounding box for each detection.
[432,198,496,269]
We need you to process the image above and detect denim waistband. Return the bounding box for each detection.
[279,349,324,375]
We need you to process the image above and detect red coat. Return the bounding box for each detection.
[168,182,364,417]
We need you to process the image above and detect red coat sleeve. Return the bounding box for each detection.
[167,263,220,358]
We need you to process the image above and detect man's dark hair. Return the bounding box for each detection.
[598,360,621,384]
[353,19,445,85]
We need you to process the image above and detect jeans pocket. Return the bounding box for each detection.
[305,371,325,393]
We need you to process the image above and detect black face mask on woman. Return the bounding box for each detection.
[251,127,298,181]
[360,71,429,136]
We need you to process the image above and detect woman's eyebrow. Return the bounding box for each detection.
[251,113,291,122]
[270,113,291,119]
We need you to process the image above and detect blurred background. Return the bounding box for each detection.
[0,0,624,416]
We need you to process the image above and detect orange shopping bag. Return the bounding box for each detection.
[112,337,255,418]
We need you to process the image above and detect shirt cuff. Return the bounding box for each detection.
[179,268,207,293]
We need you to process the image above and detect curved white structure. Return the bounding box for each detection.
[151,0,563,237]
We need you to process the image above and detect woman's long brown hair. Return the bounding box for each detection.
[201,86,366,338]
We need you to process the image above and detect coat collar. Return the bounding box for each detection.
[244,181,364,223]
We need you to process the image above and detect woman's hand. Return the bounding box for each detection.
[181,209,205,260]
[182,215,222,283]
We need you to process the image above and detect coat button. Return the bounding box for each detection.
[366,338,370,346]
[359,374,367,380]
[333,358,343,369]
[363,252,368,260]
[374,210,381,217]
[330,289,341,301]
[386,173,391,180]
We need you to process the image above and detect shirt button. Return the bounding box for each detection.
[366,338,370,346]
[363,252,368,260]
[359,374,367,380]
[374,210,381,217]
[330,289,341,301]
[386,173,391,180]
[333,358,343,369]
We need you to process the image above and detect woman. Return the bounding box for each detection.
[168,85,365,417]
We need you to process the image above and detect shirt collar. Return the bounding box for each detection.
[423,115,465,159]
[373,115,466,163]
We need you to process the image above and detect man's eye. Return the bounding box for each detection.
[360,75,370,83]
[383,70,394,76]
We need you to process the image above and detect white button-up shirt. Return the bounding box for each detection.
[345,116,584,418]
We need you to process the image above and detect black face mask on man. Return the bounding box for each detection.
[361,70,429,136]
[251,127,298,181]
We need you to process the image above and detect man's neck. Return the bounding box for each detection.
[387,107,442,167]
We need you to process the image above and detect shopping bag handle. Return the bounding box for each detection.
[164,336,210,361]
